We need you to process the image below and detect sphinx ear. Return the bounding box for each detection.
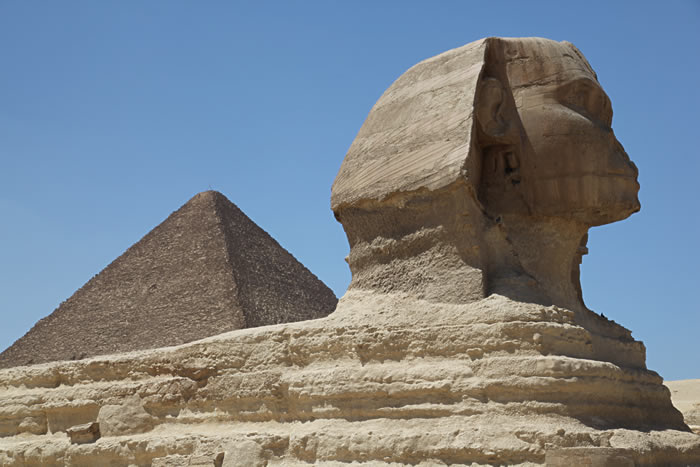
[476,76,530,215]
[476,77,511,140]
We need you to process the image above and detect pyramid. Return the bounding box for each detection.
[0,191,337,368]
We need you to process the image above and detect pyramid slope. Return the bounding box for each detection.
[211,193,338,327]
[0,191,337,369]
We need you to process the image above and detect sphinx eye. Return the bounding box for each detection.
[559,79,612,127]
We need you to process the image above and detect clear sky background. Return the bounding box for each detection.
[1,1,698,380]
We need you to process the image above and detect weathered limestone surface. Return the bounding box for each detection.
[0,190,337,369]
[65,422,100,445]
[0,37,697,466]
[0,293,699,466]
[668,379,700,434]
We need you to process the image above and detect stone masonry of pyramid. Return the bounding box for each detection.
[0,191,337,368]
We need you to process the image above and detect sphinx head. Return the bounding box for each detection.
[332,37,639,311]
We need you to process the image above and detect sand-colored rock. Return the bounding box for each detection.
[97,395,155,437]
[0,293,698,465]
[667,379,700,434]
[0,37,697,466]
[65,422,100,445]
[545,447,635,466]
[0,190,337,369]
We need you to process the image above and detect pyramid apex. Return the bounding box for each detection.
[188,190,227,203]
[182,190,237,212]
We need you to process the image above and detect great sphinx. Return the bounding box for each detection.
[332,36,639,313]
[0,38,698,466]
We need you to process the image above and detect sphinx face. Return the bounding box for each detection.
[505,39,640,226]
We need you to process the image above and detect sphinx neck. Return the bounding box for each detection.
[488,214,589,312]
[337,183,591,311]
[339,184,490,304]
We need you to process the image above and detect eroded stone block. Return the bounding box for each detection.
[546,447,634,466]
[66,421,100,445]
[97,395,154,436]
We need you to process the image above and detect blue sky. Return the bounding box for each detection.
[1,1,698,380]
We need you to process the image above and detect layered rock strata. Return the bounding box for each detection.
[1,37,698,466]
[0,190,337,369]
[0,292,698,466]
